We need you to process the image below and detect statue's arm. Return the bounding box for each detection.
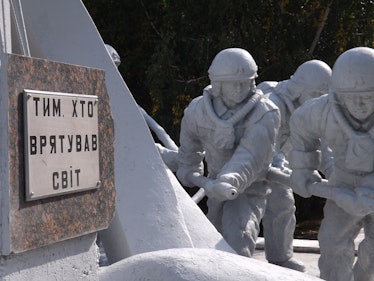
[217,109,280,192]
[288,98,327,197]
[177,104,205,187]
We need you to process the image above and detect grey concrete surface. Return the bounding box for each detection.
[253,229,364,278]
[253,246,321,278]
[99,229,364,279]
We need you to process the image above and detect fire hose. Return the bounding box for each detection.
[191,167,374,217]
[140,106,374,217]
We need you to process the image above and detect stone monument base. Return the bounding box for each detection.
[0,234,98,281]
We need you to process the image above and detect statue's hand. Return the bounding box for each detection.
[290,169,322,198]
[205,180,238,201]
[177,165,204,188]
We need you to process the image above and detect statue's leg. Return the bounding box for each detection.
[318,200,362,281]
[206,198,224,232]
[353,212,374,281]
[262,182,305,271]
[221,192,266,257]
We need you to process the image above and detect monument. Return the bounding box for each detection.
[1,0,364,280]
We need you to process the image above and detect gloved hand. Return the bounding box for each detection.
[272,153,292,175]
[204,179,238,202]
[176,163,204,188]
[290,169,322,198]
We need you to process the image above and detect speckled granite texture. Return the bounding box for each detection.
[5,54,115,254]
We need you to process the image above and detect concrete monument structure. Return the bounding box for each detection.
[0,0,327,280]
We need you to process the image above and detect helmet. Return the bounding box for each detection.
[105,44,121,67]
[331,47,374,94]
[290,60,332,93]
[208,48,258,82]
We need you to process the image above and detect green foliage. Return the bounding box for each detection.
[83,0,373,142]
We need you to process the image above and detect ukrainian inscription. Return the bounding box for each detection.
[24,89,100,201]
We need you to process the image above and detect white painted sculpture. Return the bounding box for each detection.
[289,47,374,281]
[101,44,325,280]
[257,60,332,272]
[0,1,335,280]
[101,43,236,258]
[176,48,281,257]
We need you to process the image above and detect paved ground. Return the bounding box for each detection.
[253,229,364,278]
[253,239,321,278]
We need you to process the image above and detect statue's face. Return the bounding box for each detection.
[338,92,374,122]
[220,79,254,108]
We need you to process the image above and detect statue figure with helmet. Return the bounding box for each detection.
[105,44,121,67]
[256,60,333,272]
[288,47,374,281]
[176,48,281,257]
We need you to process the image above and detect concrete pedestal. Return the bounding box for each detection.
[1,234,99,281]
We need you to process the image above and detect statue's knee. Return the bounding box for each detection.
[356,239,374,270]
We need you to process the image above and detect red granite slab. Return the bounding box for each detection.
[5,54,115,254]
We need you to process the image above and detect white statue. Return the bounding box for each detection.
[257,60,332,272]
[289,47,374,281]
[176,48,280,257]
[105,44,121,67]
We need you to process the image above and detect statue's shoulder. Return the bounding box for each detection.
[185,85,213,114]
[267,91,286,111]
[257,81,278,95]
[184,95,204,115]
[244,90,280,125]
[303,94,330,112]
[257,90,280,113]
[293,94,330,122]
[183,93,207,124]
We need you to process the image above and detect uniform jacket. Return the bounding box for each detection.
[177,86,280,193]
[260,81,295,157]
[290,94,374,182]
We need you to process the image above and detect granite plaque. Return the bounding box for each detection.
[1,54,115,255]
[24,90,100,200]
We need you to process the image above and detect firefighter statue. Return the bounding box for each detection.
[176,48,280,257]
[289,47,374,281]
[257,60,332,271]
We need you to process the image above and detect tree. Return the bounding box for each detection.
[83,0,373,141]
